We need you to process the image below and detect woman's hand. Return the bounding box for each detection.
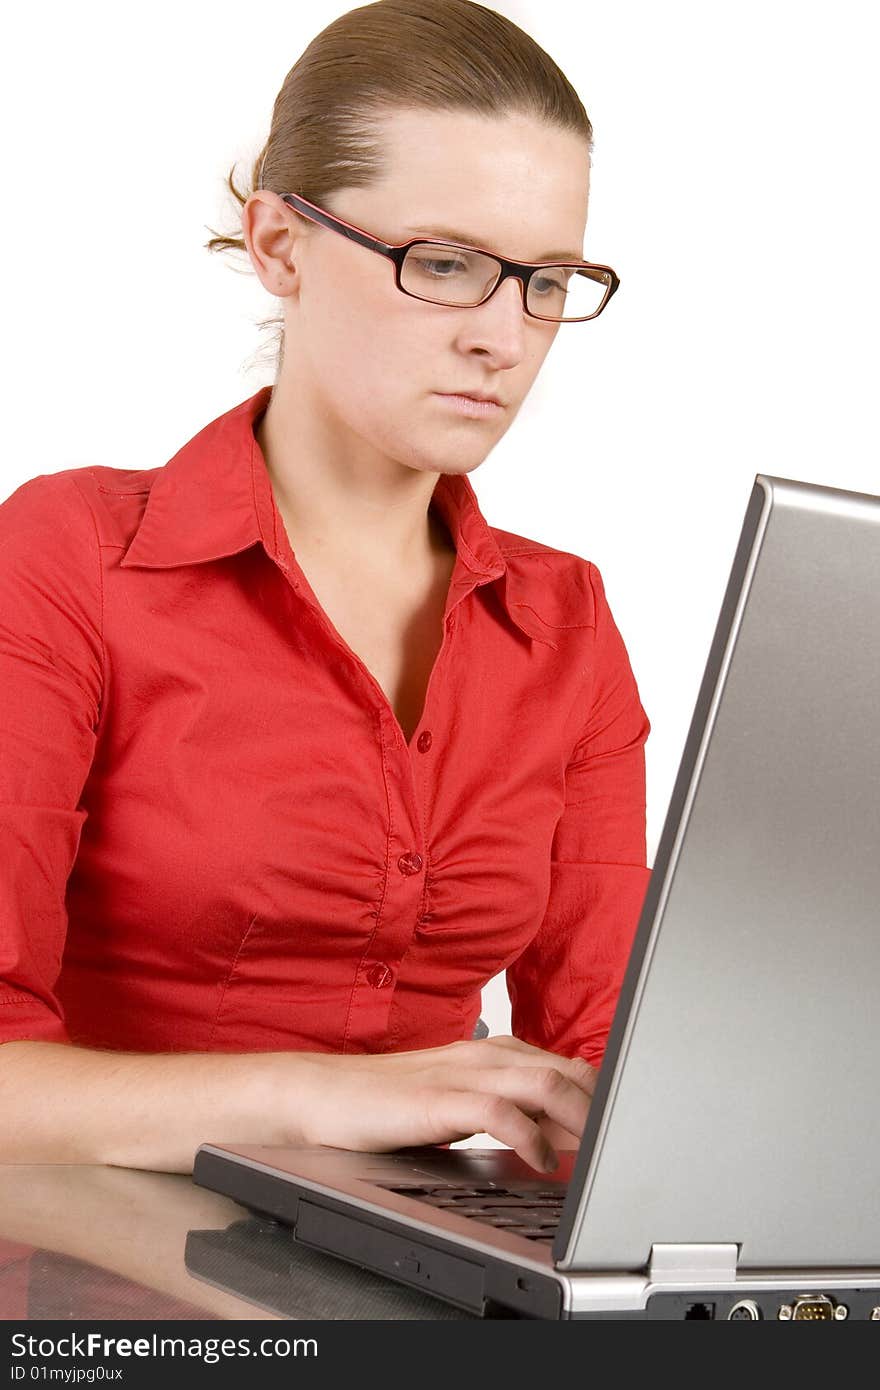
[267,1035,597,1174]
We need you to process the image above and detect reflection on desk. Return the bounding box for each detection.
[0,1165,471,1321]
[186,1214,475,1320]
[0,1242,217,1322]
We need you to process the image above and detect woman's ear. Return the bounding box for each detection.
[241,190,305,298]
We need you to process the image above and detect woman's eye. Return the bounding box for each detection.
[532,275,566,297]
[412,256,466,278]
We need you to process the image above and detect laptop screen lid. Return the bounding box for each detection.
[553,473,880,1274]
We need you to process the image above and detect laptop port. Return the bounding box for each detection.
[728,1299,761,1320]
[683,1302,715,1319]
[778,1295,848,1320]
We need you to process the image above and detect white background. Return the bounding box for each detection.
[2,1,877,1044]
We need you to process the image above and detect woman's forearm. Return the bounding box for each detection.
[0,1040,290,1171]
[0,1035,596,1175]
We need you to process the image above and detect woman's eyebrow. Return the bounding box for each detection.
[403,224,583,261]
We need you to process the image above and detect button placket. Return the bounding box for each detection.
[346,694,434,1048]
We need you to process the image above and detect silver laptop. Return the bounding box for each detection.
[193,473,880,1320]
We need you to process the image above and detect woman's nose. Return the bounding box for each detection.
[458,275,528,366]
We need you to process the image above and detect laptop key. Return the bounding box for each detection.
[481,1197,562,1208]
[510,1226,558,1239]
[468,1215,522,1227]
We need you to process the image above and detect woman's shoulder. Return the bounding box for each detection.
[489,521,607,631]
[0,463,162,559]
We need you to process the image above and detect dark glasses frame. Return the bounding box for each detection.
[278,191,620,323]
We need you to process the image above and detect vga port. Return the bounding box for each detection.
[783,1294,844,1320]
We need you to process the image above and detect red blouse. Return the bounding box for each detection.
[0,387,650,1066]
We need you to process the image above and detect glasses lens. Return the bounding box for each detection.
[401,244,501,305]
[526,265,611,321]
[400,244,613,320]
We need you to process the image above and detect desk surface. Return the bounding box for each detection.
[0,1165,473,1321]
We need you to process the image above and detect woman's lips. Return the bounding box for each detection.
[434,393,504,418]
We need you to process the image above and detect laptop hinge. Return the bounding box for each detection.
[648,1243,739,1284]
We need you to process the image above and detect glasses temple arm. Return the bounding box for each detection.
[280,195,393,256]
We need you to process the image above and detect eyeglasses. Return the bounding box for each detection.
[278,192,619,323]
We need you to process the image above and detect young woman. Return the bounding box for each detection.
[0,0,650,1175]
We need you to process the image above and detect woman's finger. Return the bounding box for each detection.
[393,1036,598,1100]
[474,1036,598,1096]
[419,1088,560,1174]
[536,1115,582,1151]
[432,1063,590,1139]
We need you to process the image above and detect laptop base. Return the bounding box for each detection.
[192,1144,880,1320]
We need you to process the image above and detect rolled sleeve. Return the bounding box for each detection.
[506,562,651,1068]
[0,474,104,1045]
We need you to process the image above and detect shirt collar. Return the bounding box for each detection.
[120,387,557,647]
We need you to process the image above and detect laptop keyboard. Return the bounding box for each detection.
[376,1183,565,1244]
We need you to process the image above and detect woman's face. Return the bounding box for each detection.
[270,107,591,478]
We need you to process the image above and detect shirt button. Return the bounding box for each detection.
[397,851,423,875]
[366,962,393,989]
[416,731,433,753]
